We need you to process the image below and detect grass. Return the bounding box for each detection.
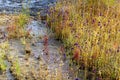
[0,41,9,71]
[10,58,21,79]
[7,13,30,39]
[0,41,21,79]
[0,9,30,78]
[0,50,7,71]
[47,0,120,79]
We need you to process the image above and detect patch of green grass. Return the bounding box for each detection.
[11,58,21,79]
[0,51,7,71]
[47,0,120,79]
[0,41,10,71]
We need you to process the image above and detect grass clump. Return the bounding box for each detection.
[10,59,21,79]
[47,0,120,79]
[0,50,7,71]
[0,41,9,71]
[7,13,30,38]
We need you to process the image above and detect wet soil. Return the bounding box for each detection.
[0,20,73,80]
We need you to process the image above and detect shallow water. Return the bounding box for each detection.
[0,0,56,15]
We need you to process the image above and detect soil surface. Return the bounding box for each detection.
[0,19,73,80]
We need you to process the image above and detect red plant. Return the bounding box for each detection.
[91,52,98,60]
[59,45,66,60]
[7,25,16,31]
[60,45,65,54]
[73,47,80,62]
[113,42,119,50]
[43,35,49,55]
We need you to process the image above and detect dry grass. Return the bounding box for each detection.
[47,0,120,79]
[6,14,30,38]
[0,14,30,38]
[0,14,22,26]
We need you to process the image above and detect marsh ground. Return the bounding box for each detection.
[0,14,73,80]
